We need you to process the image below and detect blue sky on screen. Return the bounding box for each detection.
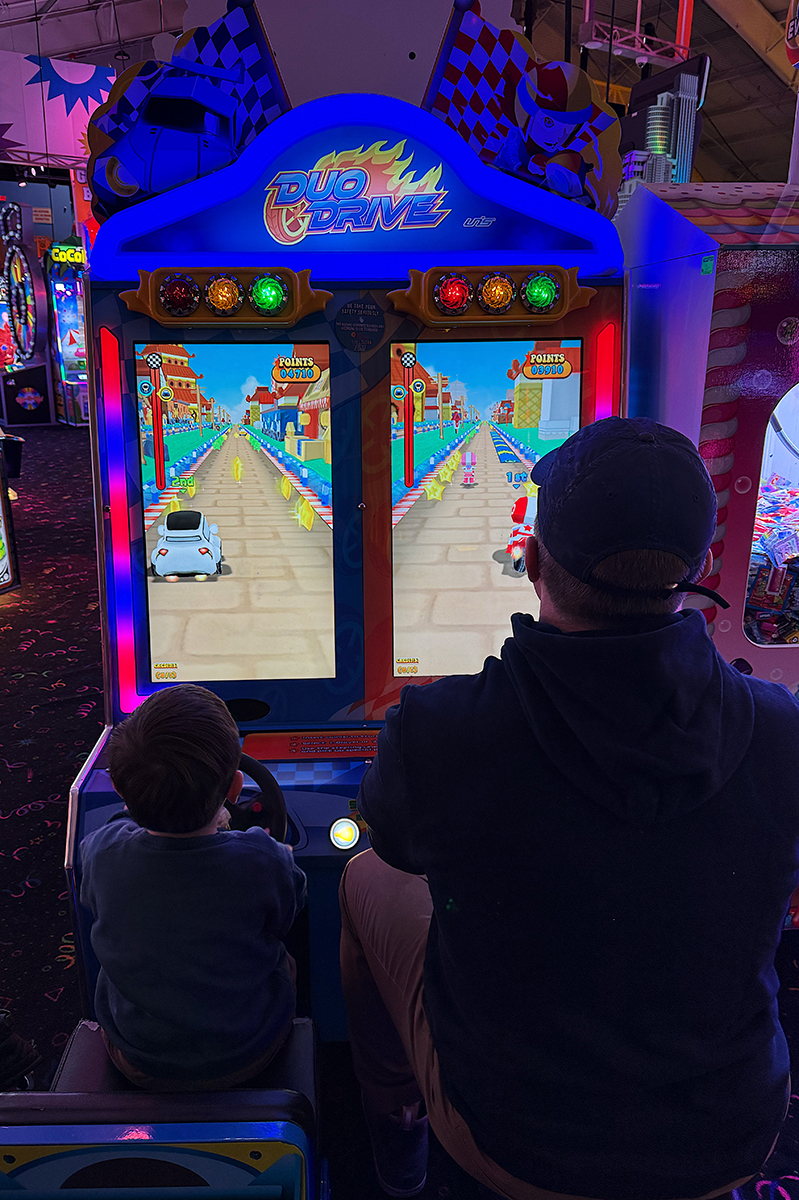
[418,339,581,419]
[169,343,295,423]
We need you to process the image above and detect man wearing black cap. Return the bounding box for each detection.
[340,418,799,1200]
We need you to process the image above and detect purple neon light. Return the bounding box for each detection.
[100,327,147,714]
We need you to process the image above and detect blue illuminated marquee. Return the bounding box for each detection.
[90,93,623,283]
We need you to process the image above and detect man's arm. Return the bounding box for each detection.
[357,696,423,875]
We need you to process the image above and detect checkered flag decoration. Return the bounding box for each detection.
[87,0,289,221]
[423,1,619,215]
[174,0,288,148]
[423,3,535,159]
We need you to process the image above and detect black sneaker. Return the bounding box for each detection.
[362,1097,429,1197]
[0,1011,41,1090]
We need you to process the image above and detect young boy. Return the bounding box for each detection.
[80,684,306,1091]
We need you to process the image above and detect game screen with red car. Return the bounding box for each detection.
[390,338,582,677]
[136,341,335,682]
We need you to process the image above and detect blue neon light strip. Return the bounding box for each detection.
[90,93,622,283]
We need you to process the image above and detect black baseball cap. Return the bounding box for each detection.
[530,417,728,608]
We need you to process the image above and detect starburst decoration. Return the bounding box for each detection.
[0,124,23,157]
[25,57,114,116]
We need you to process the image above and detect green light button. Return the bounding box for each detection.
[250,274,288,315]
[523,274,558,311]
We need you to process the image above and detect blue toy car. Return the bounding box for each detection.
[94,67,238,214]
[151,510,222,579]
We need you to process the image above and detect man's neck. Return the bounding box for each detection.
[536,599,604,634]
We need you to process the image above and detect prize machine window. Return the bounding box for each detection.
[136,341,335,683]
[745,386,799,647]
[390,338,582,678]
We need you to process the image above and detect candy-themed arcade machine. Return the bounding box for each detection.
[619,182,799,696]
[0,201,56,426]
[58,0,647,1063]
[47,241,90,426]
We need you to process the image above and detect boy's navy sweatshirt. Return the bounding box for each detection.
[358,609,799,1200]
[80,821,307,1081]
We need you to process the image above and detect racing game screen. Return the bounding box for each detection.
[390,339,582,678]
[136,341,335,682]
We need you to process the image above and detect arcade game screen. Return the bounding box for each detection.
[136,341,335,682]
[745,385,799,647]
[390,338,581,677]
[51,266,89,425]
[51,276,87,383]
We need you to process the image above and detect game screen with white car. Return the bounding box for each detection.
[390,338,582,678]
[136,341,335,683]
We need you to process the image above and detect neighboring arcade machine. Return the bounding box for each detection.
[622,182,799,695]
[66,0,639,1049]
[0,201,56,426]
[47,240,89,425]
[0,438,20,594]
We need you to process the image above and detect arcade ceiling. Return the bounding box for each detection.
[0,0,794,186]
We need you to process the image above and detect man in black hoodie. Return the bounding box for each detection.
[340,417,799,1200]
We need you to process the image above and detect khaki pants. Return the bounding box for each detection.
[339,848,755,1200]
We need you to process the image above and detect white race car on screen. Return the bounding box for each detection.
[151,510,222,578]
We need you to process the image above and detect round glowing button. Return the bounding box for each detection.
[521,272,559,313]
[329,817,361,850]
[250,273,289,316]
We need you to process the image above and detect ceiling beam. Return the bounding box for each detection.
[719,126,791,147]
[707,91,797,117]
[711,61,777,82]
[701,0,798,91]
[0,0,146,32]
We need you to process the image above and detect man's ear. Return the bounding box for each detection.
[525,536,540,584]
[226,769,244,805]
[698,548,714,582]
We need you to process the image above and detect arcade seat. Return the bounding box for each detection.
[0,1018,322,1198]
[50,1016,317,1105]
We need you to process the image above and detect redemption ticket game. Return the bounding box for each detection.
[47,241,90,426]
[66,92,626,1046]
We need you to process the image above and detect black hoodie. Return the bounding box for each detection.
[358,609,799,1199]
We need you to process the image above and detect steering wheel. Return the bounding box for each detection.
[228,753,288,844]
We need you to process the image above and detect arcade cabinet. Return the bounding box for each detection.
[0,201,56,427]
[47,241,89,426]
[68,86,625,1045]
[0,438,20,594]
[621,181,799,695]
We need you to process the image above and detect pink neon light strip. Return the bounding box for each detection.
[594,323,617,422]
[100,327,147,714]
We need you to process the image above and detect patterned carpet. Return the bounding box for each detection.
[2,424,799,1200]
[0,425,101,1083]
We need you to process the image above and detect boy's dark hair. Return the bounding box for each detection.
[536,522,704,627]
[108,685,240,833]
